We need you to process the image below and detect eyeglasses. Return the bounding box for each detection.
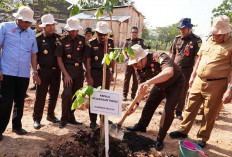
[212,34,224,38]
[131,32,138,34]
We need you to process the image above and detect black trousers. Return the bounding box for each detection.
[0,75,29,133]
[61,66,84,122]
[176,67,193,114]
[89,68,111,123]
[138,74,184,142]
[123,64,138,98]
[33,68,61,122]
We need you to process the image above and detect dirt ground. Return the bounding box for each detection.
[0,62,232,157]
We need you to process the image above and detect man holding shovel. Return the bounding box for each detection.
[126,44,184,151]
[85,21,115,129]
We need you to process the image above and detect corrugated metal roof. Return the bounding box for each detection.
[72,12,131,23]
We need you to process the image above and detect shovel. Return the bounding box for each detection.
[109,85,149,140]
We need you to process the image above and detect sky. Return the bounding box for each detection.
[132,0,224,37]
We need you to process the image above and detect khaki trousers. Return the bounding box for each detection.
[179,76,227,141]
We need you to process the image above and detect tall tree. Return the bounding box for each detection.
[212,0,232,23]
[154,22,180,49]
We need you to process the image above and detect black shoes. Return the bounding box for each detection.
[176,113,183,120]
[197,140,206,148]
[131,95,135,101]
[30,85,36,90]
[33,120,41,129]
[47,116,60,123]
[25,94,29,98]
[90,121,97,129]
[0,134,2,141]
[122,96,127,101]
[126,123,146,132]
[169,131,188,139]
[12,128,27,135]
[59,121,67,128]
[155,140,164,151]
[68,120,82,125]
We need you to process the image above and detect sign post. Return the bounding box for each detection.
[90,89,122,157]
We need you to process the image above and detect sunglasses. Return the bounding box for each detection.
[97,33,107,36]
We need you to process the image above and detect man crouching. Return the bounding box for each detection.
[126,44,184,151]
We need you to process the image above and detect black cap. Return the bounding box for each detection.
[84,27,94,35]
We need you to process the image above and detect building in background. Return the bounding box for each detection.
[73,5,144,47]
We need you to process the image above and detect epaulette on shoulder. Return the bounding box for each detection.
[89,38,94,42]
[36,32,42,38]
[54,33,61,38]
[138,38,144,41]
[108,38,113,42]
[59,35,65,40]
[78,34,85,38]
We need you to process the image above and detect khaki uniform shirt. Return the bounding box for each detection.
[197,35,232,79]
[170,33,202,67]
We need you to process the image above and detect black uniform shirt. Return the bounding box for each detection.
[136,52,181,88]
[84,38,114,69]
[125,38,147,48]
[170,33,202,67]
[36,32,61,67]
[55,35,86,64]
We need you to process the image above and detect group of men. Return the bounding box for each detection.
[0,6,232,152]
[0,6,114,141]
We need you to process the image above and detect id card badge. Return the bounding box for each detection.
[185,49,190,56]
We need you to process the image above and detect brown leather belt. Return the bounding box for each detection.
[198,76,227,82]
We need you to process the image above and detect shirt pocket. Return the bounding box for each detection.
[64,46,72,55]
[214,47,229,60]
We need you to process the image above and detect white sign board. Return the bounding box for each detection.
[90,89,122,117]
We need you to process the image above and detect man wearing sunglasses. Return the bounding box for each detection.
[170,15,232,148]
[122,26,147,101]
[85,21,115,129]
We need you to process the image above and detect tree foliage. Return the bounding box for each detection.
[142,22,180,50]
[69,0,134,16]
[212,0,232,23]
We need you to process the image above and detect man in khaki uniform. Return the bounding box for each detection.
[170,15,232,148]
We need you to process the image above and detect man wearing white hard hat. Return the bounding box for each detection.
[85,21,115,129]
[55,17,85,128]
[0,6,40,140]
[170,15,232,148]
[33,14,61,129]
[125,44,184,151]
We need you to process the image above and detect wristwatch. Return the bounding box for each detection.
[229,85,232,90]
[32,70,38,75]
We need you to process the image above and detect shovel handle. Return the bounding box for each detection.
[118,85,149,126]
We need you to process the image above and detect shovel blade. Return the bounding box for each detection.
[109,124,125,140]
